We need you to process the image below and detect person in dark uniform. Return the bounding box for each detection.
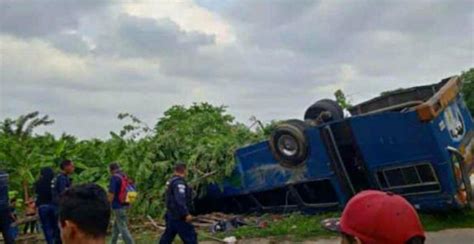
[159,163,197,244]
[35,167,55,244]
[0,171,15,244]
[51,160,75,244]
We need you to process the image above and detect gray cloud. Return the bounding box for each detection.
[95,14,216,58]
[46,32,91,55]
[0,0,107,37]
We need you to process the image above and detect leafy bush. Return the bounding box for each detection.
[0,103,267,217]
[461,68,474,115]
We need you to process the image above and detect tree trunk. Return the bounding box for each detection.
[23,180,29,201]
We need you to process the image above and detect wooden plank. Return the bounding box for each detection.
[11,215,39,227]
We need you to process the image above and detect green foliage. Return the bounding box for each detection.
[130,103,263,216]
[334,89,352,110]
[0,112,56,198]
[461,68,474,115]
[420,209,474,232]
[0,103,265,217]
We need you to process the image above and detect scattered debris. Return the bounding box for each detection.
[223,236,237,244]
[146,213,239,243]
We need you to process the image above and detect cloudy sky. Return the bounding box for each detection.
[0,0,473,138]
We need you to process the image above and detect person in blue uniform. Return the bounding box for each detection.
[35,167,55,244]
[51,160,75,244]
[159,163,197,244]
[0,171,14,244]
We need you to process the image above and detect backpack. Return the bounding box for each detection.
[115,174,137,205]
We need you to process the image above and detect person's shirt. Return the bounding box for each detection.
[51,173,72,205]
[108,172,126,210]
[165,176,192,220]
[35,179,53,206]
[9,205,17,222]
[0,171,8,210]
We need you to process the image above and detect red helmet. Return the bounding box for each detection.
[323,190,425,244]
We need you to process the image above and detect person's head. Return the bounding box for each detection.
[174,162,187,177]
[60,160,75,175]
[58,183,110,244]
[322,190,425,244]
[108,162,120,174]
[40,167,55,181]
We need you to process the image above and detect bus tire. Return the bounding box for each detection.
[270,119,309,167]
[304,99,344,123]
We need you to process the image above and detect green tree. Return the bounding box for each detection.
[130,103,260,216]
[0,112,54,199]
[334,89,352,110]
[461,68,474,115]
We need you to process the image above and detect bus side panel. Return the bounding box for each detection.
[349,112,457,210]
[349,112,438,166]
[424,96,474,207]
[233,128,344,194]
[431,96,474,150]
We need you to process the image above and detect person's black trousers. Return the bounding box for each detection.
[0,208,14,244]
[159,214,197,244]
[23,217,37,234]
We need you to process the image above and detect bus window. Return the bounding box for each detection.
[294,179,339,205]
[376,163,440,195]
[253,187,298,207]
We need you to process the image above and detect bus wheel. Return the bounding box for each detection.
[304,99,344,124]
[270,119,309,167]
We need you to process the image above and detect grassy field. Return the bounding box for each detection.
[213,212,339,241]
[209,209,474,242]
[129,209,474,243]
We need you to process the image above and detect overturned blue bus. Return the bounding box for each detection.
[195,76,473,214]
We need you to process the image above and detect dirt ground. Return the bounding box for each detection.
[201,228,474,244]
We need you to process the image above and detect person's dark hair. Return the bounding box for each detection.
[60,160,73,170]
[406,236,425,244]
[341,233,425,244]
[174,162,187,174]
[39,167,54,182]
[341,233,357,244]
[59,184,110,238]
[109,162,120,172]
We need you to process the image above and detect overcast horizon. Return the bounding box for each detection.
[1,0,473,139]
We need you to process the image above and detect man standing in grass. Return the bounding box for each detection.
[51,160,75,244]
[0,171,14,244]
[108,163,134,244]
[159,163,197,244]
